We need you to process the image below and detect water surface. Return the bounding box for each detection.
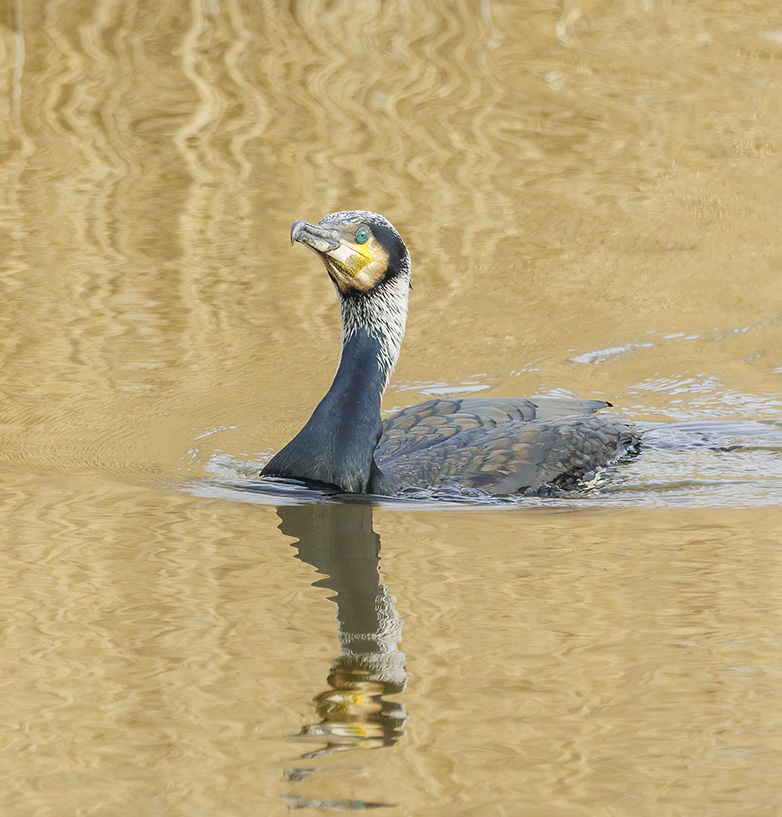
[2,1,782,814]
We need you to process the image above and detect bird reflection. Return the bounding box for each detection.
[276,501,407,759]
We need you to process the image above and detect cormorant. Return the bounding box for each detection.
[261,210,638,495]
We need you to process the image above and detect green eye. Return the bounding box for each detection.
[355,226,370,244]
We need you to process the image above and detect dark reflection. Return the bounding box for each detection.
[276,501,407,760]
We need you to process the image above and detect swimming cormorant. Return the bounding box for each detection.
[261,210,638,495]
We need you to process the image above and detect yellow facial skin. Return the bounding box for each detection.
[325,239,374,278]
[323,231,390,294]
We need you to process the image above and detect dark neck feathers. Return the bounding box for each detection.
[263,275,408,493]
[262,329,384,492]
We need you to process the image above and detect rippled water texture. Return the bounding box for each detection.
[2,1,782,814]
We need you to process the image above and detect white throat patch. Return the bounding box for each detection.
[337,270,410,391]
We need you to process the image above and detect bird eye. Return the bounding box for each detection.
[355,226,370,244]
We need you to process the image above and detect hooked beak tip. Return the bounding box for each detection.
[290,220,306,246]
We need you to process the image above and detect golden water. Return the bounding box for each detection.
[2,1,782,813]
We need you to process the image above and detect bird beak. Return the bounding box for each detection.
[290,219,373,278]
[290,220,339,253]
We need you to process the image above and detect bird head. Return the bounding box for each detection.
[290,210,410,295]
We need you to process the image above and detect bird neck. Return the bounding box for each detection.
[338,275,408,391]
[263,278,408,493]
